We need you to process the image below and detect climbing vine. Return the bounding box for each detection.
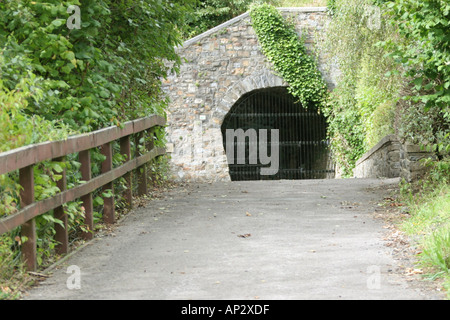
[249,3,328,110]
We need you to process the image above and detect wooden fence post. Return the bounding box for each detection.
[19,165,36,271]
[135,132,148,196]
[146,128,155,186]
[120,136,132,209]
[53,157,68,255]
[100,142,115,224]
[79,150,94,240]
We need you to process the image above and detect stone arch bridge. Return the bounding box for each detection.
[162,7,339,182]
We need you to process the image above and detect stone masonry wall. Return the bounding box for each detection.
[162,8,338,182]
[354,135,401,179]
[354,135,436,182]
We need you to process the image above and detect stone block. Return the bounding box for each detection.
[388,152,400,163]
[404,144,423,153]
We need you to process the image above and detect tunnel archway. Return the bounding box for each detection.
[221,87,334,181]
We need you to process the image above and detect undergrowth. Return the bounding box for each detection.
[399,159,450,298]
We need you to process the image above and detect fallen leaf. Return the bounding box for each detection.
[389,202,403,207]
[238,233,251,238]
[245,211,252,216]
[1,286,11,294]
[405,268,423,276]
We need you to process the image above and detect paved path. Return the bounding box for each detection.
[24,178,443,300]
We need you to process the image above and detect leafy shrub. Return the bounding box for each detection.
[366,100,396,147]
[380,0,450,112]
[0,0,192,284]
[183,0,277,39]
[0,0,193,131]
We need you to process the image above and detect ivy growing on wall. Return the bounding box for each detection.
[249,4,328,110]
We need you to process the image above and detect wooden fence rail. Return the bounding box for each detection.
[0,115,166,271]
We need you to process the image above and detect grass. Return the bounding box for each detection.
[0,235,35,300]
[401,185,450,236]
[399,172,450,298]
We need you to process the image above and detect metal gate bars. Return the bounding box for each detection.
[221,87,335,181]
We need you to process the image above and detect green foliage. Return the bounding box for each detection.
[322,0,449,176]
[0,61,73,151]
[381,0,450,291]
[0,233,33,300]
[366,100,396,147]
[250,3,328,109]
[0,0,194,131]
[320,0,407,175]
[1,0,112,131]
[0,0,193,207]
[0,54,74,217]
[324,74,367,175]
[183,0,277,39]
[421,224,450,279]
[378,0,450,161]
[398,100,450,158]
[327,0,337,14]
[354,47,400,146]
[380,0,450,112]
[399,171,450,296]
[184,0,248,38]
[0,0,193,292]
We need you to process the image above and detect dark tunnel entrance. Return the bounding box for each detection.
[221,87,335,181]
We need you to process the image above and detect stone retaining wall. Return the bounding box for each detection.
[354,135,436,181]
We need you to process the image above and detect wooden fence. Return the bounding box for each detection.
[0,115,166,271]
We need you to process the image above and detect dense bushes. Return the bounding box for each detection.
[182,0,281,39]
[183,0,253,38]
[0,0,194,211]
[381,0,450,161]
[319,0,401,175]
[320,0,449,176]
[0,0,194,131]
[0,0,194,296]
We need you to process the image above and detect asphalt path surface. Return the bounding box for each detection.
[23,178,445,300]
